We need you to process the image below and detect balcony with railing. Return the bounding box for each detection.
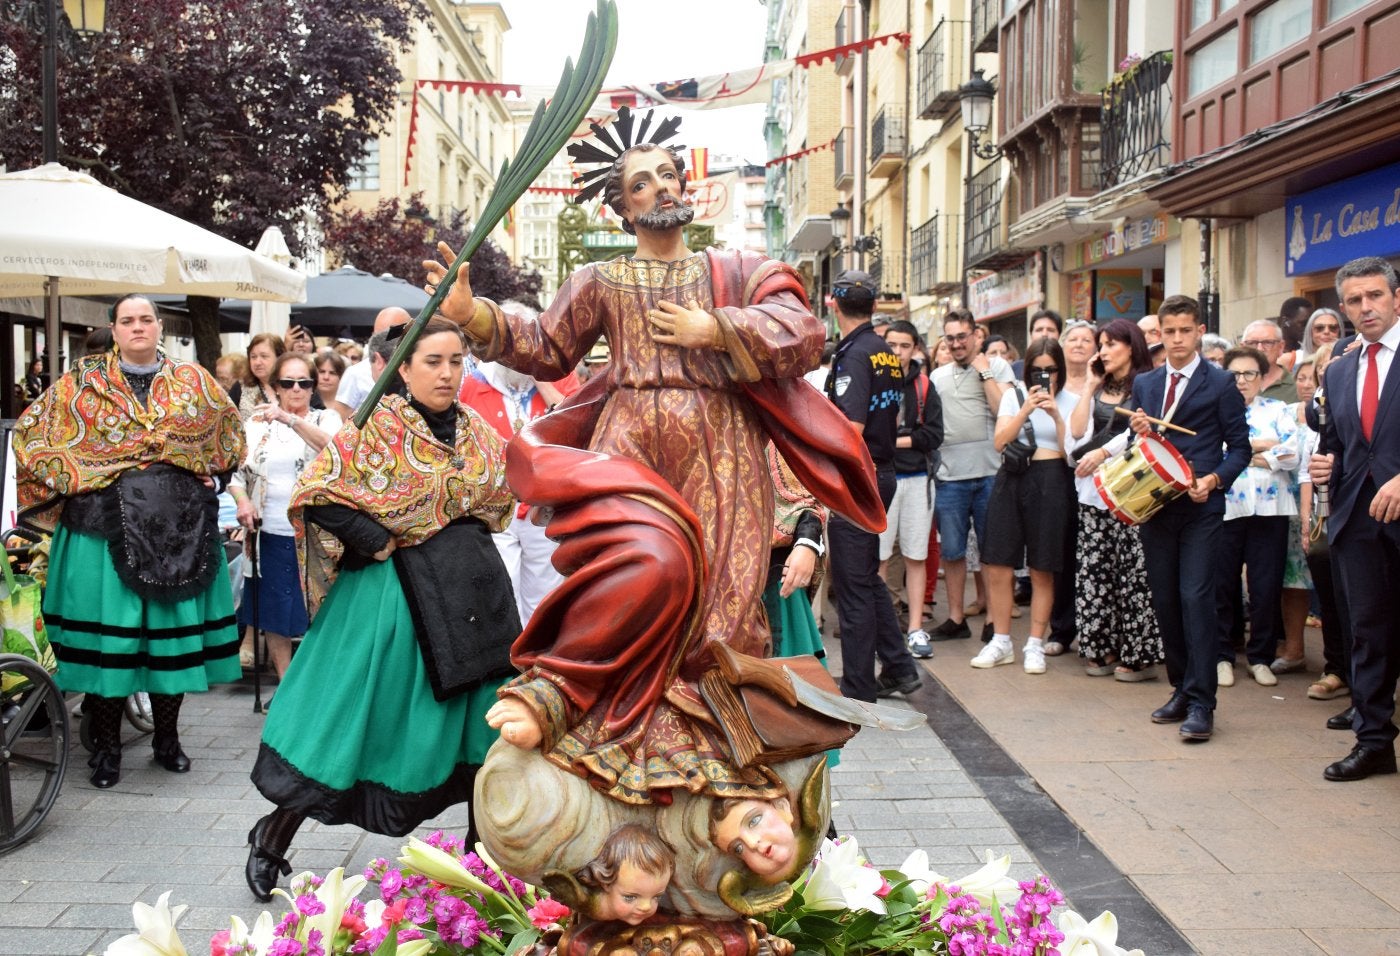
[964,163,1004,270]
[869,105,905,178]
[834,126,853,189]
[1100,51,1172,190]
[916,19,966,122]
[834,4,855,76]
[910,213,963,295]
[971,0,998,54]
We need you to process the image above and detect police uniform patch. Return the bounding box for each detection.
[834,375,851,397]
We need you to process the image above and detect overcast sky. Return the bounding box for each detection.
[496,0,770,165]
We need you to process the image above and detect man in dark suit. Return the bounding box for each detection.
[1310,256,1400,781]
[1129,295,1251,742]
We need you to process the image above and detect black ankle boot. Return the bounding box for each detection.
[89,748,121,788]
[152,735,191,773]
[246,815,293,901]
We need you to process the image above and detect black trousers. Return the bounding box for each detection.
[1215,515,1289,667]
[1332,482,1400,748]
[1140,506,1224,711]
[830,468,913,702]
[1049,499,1079,646]
[1305,547,1351,680]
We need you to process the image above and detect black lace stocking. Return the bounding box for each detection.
[86,694,124,754]
[149,692,183,744]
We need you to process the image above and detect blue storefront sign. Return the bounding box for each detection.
[1286,161,1400,276]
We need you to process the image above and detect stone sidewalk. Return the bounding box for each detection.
[0,671,1055,955]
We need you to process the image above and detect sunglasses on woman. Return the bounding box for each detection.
[277,378,315,390]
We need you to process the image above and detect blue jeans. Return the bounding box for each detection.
[934,475,995,561]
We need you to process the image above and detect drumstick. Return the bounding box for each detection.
[1113,406,1198,437]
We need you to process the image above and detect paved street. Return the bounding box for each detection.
[6,578,1398,955]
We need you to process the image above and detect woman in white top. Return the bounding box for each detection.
[972,339,1078,674]
[1216,346,1299,688]
[229,353,341,680]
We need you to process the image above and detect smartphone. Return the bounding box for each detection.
[1031,369,1052,391]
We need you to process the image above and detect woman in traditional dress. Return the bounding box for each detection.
[244,317,519,901]
[13,293,245,789]
[229,352,341,679]
[1065,319,1163,680]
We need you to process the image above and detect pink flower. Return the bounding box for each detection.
[527,898,571,928]
[381,898,409,926]
[210,929,232,956]
[875,876,892,898]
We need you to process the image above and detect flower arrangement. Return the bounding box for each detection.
[104,832,1141,956]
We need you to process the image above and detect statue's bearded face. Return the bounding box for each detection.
[621,150,694,234]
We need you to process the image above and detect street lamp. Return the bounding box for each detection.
[958,68,1002,160]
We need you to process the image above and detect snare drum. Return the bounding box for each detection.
[1093,432,1195,525]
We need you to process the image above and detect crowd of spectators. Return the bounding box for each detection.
[861,292,1366,741]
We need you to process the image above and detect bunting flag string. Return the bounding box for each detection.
[401,31,910,184]
[765,136,837,169]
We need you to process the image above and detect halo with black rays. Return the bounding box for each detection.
[566,105,685,205]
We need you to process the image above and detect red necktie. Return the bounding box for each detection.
[1162,372,1183,420]
[1362,342,1383,442]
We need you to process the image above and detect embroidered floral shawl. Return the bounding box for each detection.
[13,349,245,532]
[290,393,515,616]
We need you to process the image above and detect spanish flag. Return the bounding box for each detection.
[689,147,709,182]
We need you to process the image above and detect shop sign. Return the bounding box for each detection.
[1069,213,1177,271]
[1286,161,1400,276]
[969,252,1042,321]
[1094,269,1147,322]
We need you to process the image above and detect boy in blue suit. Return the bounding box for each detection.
[1128,296,1251,742]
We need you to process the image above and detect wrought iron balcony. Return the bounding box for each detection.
[971,0,998,54]
[910,214,963,295]
[869,105,905,178]
[964,163,1003,269]
[834,126,853,188]
[916,19,966,122]
[1100,51,1173,190]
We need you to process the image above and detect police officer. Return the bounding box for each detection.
[824,270,923,701]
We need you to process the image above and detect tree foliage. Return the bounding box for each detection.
[0,0,427,364]
[322,192,543,311]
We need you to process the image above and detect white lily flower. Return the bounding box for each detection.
[925,850,1018,910]
[224,912,276,956]
[303,866,368,945]
[1057,909,1146,956]
[801,836,886,914]
[898,848,937,894]
[104,891,188,956]
[398,941,434,956]
[363,898,387,928]
[400,837,494,894]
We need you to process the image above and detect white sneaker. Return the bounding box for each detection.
[1217,661,1235,687]
[971,639,1014,669]
[1023,640,1047,675]
[1250,662,1278,686]
[907,629,933,659]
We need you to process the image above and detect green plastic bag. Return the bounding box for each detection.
[0,551,53,697]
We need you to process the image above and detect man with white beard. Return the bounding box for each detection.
[459,314,579,624]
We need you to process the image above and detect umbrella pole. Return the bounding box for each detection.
[44,276,61,385]
[249,524,265,714]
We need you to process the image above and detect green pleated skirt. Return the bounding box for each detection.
[251,557,506,835]
[44,526,241,697]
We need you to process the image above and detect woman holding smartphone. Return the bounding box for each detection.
[971,339,1077,674]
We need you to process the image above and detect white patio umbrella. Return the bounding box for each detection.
[248,226,294,336]
[0,163,306,380]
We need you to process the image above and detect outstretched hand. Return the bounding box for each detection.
[423,241,483,337]
[649,299,720,349]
